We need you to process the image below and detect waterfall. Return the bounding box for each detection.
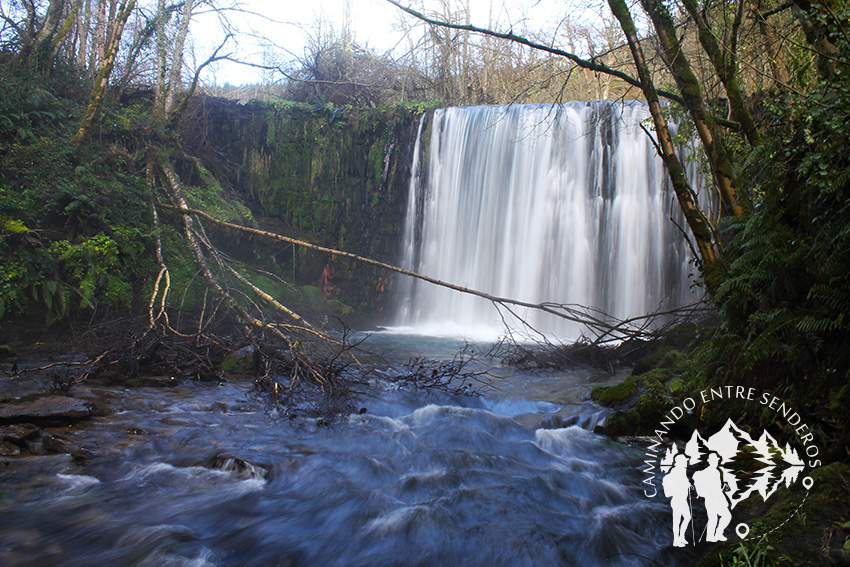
[395,102,706,341]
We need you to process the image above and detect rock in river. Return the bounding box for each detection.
[0,396,94,425]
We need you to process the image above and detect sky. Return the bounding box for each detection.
[193,0,598,85]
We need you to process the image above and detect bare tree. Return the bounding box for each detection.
[155,0,196,122]
[71,0,136,145]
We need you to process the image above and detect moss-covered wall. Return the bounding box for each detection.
[184,97,429,319]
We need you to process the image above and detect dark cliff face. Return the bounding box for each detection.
[179,95,428,320]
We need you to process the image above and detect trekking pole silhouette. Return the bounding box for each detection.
[688,483,695,545]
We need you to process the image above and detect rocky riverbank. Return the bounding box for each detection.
[591,322,850,566]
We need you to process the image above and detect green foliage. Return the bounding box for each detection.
[0,72,64,142]
[720,538,776,567]
[692,9,850,442]
[183,179,253,225]
[0,62,159,325]
[0,218,69,323]
[49,235,132,309]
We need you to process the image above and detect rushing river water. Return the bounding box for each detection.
[0,335,693,566]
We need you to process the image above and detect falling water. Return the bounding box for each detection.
[396,102,706,340]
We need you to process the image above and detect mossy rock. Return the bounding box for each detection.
[327,299,353,316]
[659,349,687,371]
[592,369,675,436]
[298,284,328,307]
[668,377,685,395]
[591,330,696,437]
[592,368,673,406]
[631,347,670,376]
[221,346,256,380]
[295,251,327,284]
[697,462,850,567]
[631,347,689,376]
[1,217,30,234]
[630,321,700,376]
[601,381,671,436]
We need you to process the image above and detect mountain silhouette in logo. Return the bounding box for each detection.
[659,419,808,547]
[675,419,804,509]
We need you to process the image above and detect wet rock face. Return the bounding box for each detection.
[0,423,40,454]
[40,432,73,454]
[0,424,78,456]
[0,396,94,426]
[208,453,272,481]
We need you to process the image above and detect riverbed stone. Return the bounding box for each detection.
[71,447,95,463]
[0,396,94,425]
[135,375,179,387]
[0,440,21,455]
[0,424,41,454]
[3,423,40,445]
[41,433,73,454]
[208,453,271,480]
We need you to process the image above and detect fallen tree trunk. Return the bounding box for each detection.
[157,202,710,344]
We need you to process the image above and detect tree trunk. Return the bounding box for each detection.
[44,0,85,75]
[640,0,747,218]
[153,0,173,121]
[607,0,720,280]
[76,0,91,69]
[29,0,65,65]
[89,0,106,76]
[163,0,194,119]
[71,0,136,145]
[679,0,762,146]
[791,0,842,78]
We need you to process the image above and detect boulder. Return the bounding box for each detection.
[208,453,271,480]
[2,424,40,445]
[0,396,94,425]
[41,433,73,454]
[0,345,16,360]
[221,346,256,380]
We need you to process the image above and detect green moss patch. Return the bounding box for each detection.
[594,370,673,436]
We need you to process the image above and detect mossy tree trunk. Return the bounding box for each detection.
[42,0,85,75]
[640,0,748,218]
[679,0,762,147]
[607,0,721,289]
[71,0,136,146]
[791,0,844,78]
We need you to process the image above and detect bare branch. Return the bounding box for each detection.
[386,0,679,104]
[165,32,232,129]
[158,202,703,342]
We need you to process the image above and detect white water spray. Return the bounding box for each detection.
[395,102,707,340]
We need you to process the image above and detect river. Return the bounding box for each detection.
[0,334,693,566]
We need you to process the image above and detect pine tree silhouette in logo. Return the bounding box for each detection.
[660,419,805,546]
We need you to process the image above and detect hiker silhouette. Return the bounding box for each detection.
[662,452,692,547]
[693,452,732,542]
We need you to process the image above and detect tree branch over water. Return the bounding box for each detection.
[158,203,708,343]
